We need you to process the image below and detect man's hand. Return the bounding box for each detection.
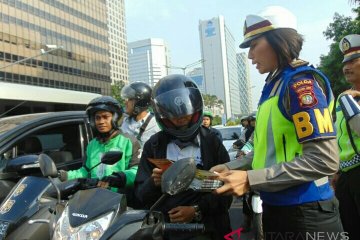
[58,170,68,182]
[168,206,196,223]
[342,90,360,103]
[331,173,340,191]
[152,168,163,186]
[97,181,109,188]
[209,164,230,174]
[213,170,250,197]
[99,172,126,188]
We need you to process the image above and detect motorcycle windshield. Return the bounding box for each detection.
[68,188,125,228]
[0,176,50,222]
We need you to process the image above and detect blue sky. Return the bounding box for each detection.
[124,0,356,111]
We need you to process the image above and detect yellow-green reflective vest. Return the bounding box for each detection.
[253,65,334,206]
[335,99,360,172]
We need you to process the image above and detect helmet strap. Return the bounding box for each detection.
[97,129,119,143]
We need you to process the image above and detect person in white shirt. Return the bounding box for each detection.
[120,82,160,147]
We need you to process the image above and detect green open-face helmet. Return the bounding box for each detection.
[203,111,213,119]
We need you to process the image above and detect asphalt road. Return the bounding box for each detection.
[228,197,255,240]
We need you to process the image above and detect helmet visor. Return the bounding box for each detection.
[153,88,203,119]
[121,85,136,100]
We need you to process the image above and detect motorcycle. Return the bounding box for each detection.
[0,151,122,240]
[35,157,206,240]
[101,157,209,240]
[0,154,74,240]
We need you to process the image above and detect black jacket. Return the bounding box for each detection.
[209,127,223,142]
[134,126,232,239]
[245,126,254,142]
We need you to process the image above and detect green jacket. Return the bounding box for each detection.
[67,133,139,187]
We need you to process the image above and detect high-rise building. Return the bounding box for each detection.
[106,0,128,84]
[237,52,252,115]
[0,0,112,96]
[127,38,170,87]
[186,67,204,93]
[199,16,239,119]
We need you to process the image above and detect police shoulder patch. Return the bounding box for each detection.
[291,79,318,108]
[289,59,309,68]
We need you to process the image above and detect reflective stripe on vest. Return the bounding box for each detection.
[254,65,334,206]
[335,100,360,172]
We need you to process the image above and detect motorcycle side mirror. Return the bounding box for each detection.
[38,154,58,178]
[161,157,196,195]
[148,158,197,220]
[38,154,61,205]
[88,151,123,173]
[100,151,123,165]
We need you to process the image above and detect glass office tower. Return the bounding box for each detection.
[0,0,111,95]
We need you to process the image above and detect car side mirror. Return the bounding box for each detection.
[38,154,58,178]
[5,154,40,172]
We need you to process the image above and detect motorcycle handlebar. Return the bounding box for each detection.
[163,223,205,233]
[77,178,99,189]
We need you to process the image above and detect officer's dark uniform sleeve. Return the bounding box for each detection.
[134,140,162,207]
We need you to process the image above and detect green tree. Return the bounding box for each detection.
[318,6,360,98]
[111,81,125,106]
[226,117,241,126]
[202,94,224,112]
[212,115,222,126]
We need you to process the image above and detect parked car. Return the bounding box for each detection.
[213,125,242,160]
[0,111,93,201]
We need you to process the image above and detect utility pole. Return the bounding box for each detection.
[0,45,63,69]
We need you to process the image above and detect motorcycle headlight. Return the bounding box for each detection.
[53,207,114,240]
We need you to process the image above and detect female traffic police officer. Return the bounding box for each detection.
[334,34,360,240]
[211,6,343,238]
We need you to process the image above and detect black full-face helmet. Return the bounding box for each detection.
[121,81,152,116]
[86,96,122,135]
[152,74,203,142]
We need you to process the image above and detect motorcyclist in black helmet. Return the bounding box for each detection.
[120,81,160,146]
[134,74,232,240]
[87,96,122,140]
[59,96,140,193]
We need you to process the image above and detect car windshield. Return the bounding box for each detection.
[216,127,241,140]
[0,113,48,135]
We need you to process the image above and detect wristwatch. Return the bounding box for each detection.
[192,205,202,222]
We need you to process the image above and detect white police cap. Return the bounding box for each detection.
[239,6,297,49]
[339,34,360,63]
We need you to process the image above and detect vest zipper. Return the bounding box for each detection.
[282,135,287,161]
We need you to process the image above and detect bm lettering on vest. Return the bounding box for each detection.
[292,108,334,138]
